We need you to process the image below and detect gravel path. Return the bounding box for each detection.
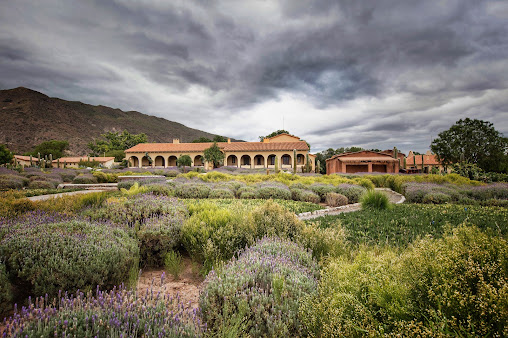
[298,188,405,220]
[26,189,109,202]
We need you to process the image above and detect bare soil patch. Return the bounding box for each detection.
[136,257,204,310]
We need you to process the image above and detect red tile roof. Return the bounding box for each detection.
[406,155,443,165]
[14,155,40,162]
[339,157,398,162]
[125,141,309,153]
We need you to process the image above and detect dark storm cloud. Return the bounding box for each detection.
[0,0,507,152]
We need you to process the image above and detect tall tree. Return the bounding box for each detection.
[192,137,212,143]
[212,135,228,142]
[176,155,192,172]
[259,130,290,141]
[431,118,507,173]
[26,140,69,158]
[88,130,147,160]
[0,144,13,165]
[203,142,224,168]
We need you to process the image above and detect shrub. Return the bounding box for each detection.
[0,260,12,316]
[291,188,321,204]
[163,170,180,177]
[309,184,336,202]
[175,183,211,199]
[92,171,118,183]
[209,188,235,199]
[138,205,187,267]
[0,198,36,218]
[299,249,408,336]
[27,179,57,189]
[0,212,139,299]
[361,190,392,210]
[250,200,304,240]
[325,192,348,207]
[401,225,508,337]
[117,179,137,190]
[200,237,319,337]
[143,183,175,196]
[56,170,77,182]
[72,174,98,184]
[297,221,348,260]
[238,186,257,199]
[422,192,452,204]
[255,182,292,200]
[164,250,184,280]
[3,285,203,337]
[91,193,185,230]
[0,174,28,189]
[335,184,367,203]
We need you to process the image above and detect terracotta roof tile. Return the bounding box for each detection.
[126,141,309,153]
[14,155,40,162]
[339,157,399,162]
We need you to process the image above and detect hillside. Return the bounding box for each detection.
[0,87,225,155]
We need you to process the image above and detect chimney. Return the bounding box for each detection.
[426,150,432,155]
[227,138,231,143]
[263,138,270,143]
[173,138,180,144]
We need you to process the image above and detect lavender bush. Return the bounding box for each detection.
[335,184,367,203]
[0,259,12,316]
[0,174,28,190]
[238,186,257,199]
[175,183,211,199]
[208,188,235,199]
[72,174,98,184]
[309,184,336,202]
[255,182,291,200]
[2,284,202,337]
[0,212,139,299]
[404,182,508,204]
[90,193,185,229]
[200,237,319,337]
[137,200,187,267]
[291,188,321,204]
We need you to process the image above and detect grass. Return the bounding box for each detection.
[307,204,508,247]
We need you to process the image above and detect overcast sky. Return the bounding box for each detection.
[1,0,507,154]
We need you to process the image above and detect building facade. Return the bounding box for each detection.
[124,134,315,171]
[405,151,451,173]
[326,150,400,174]
[52,157,115,169]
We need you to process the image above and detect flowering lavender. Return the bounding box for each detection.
[2,285,203,337]
[335,184,367,203]
[254,181,292,200]
[200,237,319,336]
[0,211,138,298]
[403,182,508,204]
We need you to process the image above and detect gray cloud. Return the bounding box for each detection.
[0,0,507,153]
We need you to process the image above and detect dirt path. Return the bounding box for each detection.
[136,257,203,310]
[298,188,405,220]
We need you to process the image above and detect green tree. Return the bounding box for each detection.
[213,135,228,142]
[203,142,224,168]
[27,140,69,158]
[259,130,290,141]
[431,118,508,173]
[104,149,126,162]
[88,130,147,156]
[176,155,192,172]
[192,137,212,143]
[0,144,13,165]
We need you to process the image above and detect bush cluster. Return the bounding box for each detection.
[72,174,98,184]
[181,200,304,272]
[200,237,319,337]
[0,212,139,299]
[3,285,202,337]
[363,173,481,193]
[0,259,12,316]
[404,182,508,205]
[300,226,508,336]
[0,174,28,190]
[325,192,348,207]
[137,201,187,267]
[255,182,292,200]
[175,183,211,198]
[361,190,392,210]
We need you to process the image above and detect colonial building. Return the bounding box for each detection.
[124,133,315,171]
[13,155,40,167]
[326,150,400,174]
[52,156,115,169]
[405,151,451,173]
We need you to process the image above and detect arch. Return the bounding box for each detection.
[168,155,177,167]
[154,156,165,167]
[227,155,238,166]
[129,156,139,168]
[194,155,204,166]
[267,154,276,166]
[254,154,265,167]
[281,154,292,167]
[142,156,151,167]
[297,154,305,165]
[240,154,251,167]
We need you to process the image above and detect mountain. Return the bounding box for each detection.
[0,87,226,155]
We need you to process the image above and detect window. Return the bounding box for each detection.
[282,155,290,165]
[232,157,236,164]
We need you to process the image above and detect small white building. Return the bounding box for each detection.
[52,157,115,169]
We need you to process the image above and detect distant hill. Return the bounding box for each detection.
[0,87,227,155]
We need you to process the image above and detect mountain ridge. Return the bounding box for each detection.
[0,87,227,155]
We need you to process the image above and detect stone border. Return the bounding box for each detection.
[57,183,118,190]
[297,188,406,220]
